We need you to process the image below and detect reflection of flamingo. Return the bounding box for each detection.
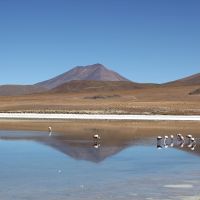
[188,137,196,151]
[180,141,185,148]
[191,143,196,151]
[157,144,162,149]
[188,143,193,148]
[93,142,101,149]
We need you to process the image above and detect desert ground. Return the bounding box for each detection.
[0,84,199,115]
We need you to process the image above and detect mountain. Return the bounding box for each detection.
[49,80,154,93]
[0,63,199,96]
[164,73,200,86]
[0,85,45,96]
[35,63,129,89]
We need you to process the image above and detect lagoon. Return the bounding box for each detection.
[0,128,200,200]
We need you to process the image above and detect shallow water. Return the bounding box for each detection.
[0,130,200,200]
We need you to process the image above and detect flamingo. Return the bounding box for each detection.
[93,134,100,140]
[177,134,184,142]
[170,135,174,147]
[188,137,196,150]
[164,136,169,148]
[186,134,193,143]
[157,136,162,149]
[48,126,52,136]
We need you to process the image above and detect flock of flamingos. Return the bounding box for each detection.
[157,134,197,151]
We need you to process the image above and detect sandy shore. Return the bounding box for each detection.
[0,113,200,121]
[0,119,200,137]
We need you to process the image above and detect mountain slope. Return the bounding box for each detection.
[49,80,155,93]
[164,73,200,86]
[35,63,129,89]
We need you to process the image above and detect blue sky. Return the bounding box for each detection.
[0,0,200,84]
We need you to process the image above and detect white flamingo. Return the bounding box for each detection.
[157,136,162,149]
[186,134,193,143]
[93,134,100,140]
[164,136,169,148]
[157,136,162,141]
[170,135,174,147]
[188,138,196,150]
[48,126,52,136]
[177,134,184,142]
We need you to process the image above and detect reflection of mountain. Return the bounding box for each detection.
[0,130,149,163]
[46,139,127,163]
[0,131,199,162]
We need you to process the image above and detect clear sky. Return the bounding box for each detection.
[0,0,200,84]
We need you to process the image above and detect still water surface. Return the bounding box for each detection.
[0,130,200,200]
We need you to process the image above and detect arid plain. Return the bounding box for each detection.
[0,84,199,115]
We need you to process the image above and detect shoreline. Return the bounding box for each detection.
[0,113,200,121]
[0,120,200,138]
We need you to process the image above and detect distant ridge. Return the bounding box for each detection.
[164,73,200,86]
[35,63,129,89]
[0,85,45,96]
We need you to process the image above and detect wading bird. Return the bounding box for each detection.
[48,126,52,136]
[157,136,162,141]
[186,134,193,143]
[170,135,174,147]
[93,134,100,140]
[188,137,196,148]
[164,136,169,148]
[157,136,162,148]
[177,134,184,142]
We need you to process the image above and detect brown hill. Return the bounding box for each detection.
[35,63,129,89]
[49,80,155,93]
[0,85,45,96]
[164,73,200,86]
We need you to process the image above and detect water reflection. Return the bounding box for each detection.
[0,130,200,163]
[0,129,200,200]
[0,130,139,163]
